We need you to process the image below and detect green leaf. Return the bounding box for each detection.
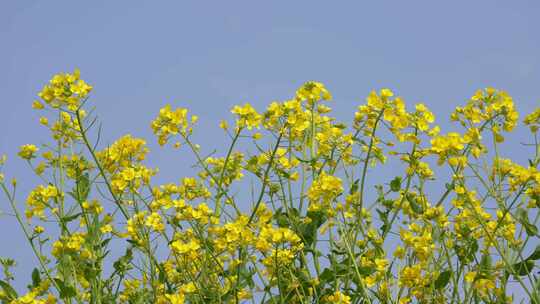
[358,266,376,276]
[349,179,359,194]
[390,176,402,192]
[524,222,538,236]
[0,280,18,300]
[479,254,492,272]
[100,238,112,249]
[434,270,451,289]
[376,208,390,234]
[276,213,288,228]
[265,296,281,304]
[301,211,327,246]
[61,212,81,224]
[72,172,90,202]
[381,199,393,208]
[54,278,77,298]
[517,208,538,236]
[526,245,540,261]
[319,268,335,284]
[126,239,139,246]
[406,194,423,214]
[245,267,256,289]
[330,246,347,256]
[297,269,313,292]
[535,279,540,304]
[456,239,478,264]
[31,268,41,288]
[66,191,77,201]
[512,260,535,276]
[468,240,479,261]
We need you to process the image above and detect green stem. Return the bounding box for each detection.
[75,110,129,220]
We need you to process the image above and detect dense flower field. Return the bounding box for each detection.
[1,70,539,303]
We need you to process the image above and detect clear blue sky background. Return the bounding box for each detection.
[1,0,539,294]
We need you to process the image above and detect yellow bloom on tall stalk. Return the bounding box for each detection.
[164,293,185,304]
[307,172,343,213]
[399,264,424,288]
[170,239,201,260]
[96,134,149,173]
[231,103,262,130]
[524,107,540,132]
[429,132,468,165]
[51,232,89,258]
[212,215,254,253]
[144,212,165,232]
[354,89,393,129]
[6,70,540,304]
[324,291,351,304]
[452,87,519,142]
[205,152,245,187]
[25,184,61,220]
[37,68,92,111]
[18,144,39,160]
[256,226,302,252]
[295,81,332,106]
[151,104,197,146]
[10,290,57,304]
[465,272,496,297]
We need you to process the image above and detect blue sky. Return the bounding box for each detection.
[1,0,539,294]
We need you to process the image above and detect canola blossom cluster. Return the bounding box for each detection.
[0,70,540,304]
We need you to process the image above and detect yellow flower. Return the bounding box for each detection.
[145,212,165,232]
[219,119,228,130]
[252,132,263,140]
[18,144,39,160]
[399,265,422,287]
[32,100,45,110]
[100,224,113,234]
[151,105,193,145]
[380,88,394,98]
[307,172,343,213]
[430,132,467,165]
[33,226,45,234]
[465,271,477,283]
[474,278,496,296]
[51,232,87,258]
[231,103,262,130]
[524,107,540,132]
[180,282,197,293]
[38,117,49,126]
[453,88,519,137]
[324,291,351,304]
[96,135,149,173]
[365,275,377,287]
[25,184,61,219]
[374,258,388,271]
[171,239,200,255]
[38,69,92,111]
[394,246,406,259]
[165,293,185,304]
[296,81,332,105]
[237,289,252,300]
[399,297,411,304]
